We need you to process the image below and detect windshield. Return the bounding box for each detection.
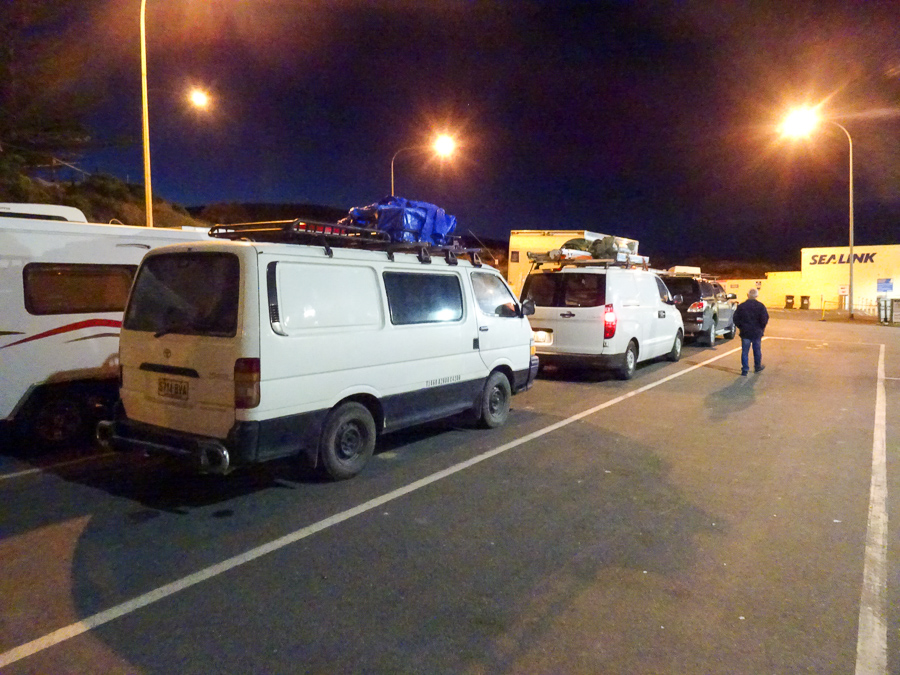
[661,277,697,298]
[123,252,240,337]
[522,272,606,308]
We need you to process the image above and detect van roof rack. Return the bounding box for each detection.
[527,250,650,271]
[208,218,483,266]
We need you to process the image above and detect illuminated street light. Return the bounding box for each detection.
[188,88,211,109]
[781,106,855,319]
[391,134,458,196]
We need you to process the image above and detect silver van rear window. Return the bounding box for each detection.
[124,252,240,337]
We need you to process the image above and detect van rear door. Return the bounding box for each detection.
[523,271,607,355]
[119,250,245,439]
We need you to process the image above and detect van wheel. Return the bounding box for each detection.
[618,342,638,380]
[22,394,88,449]
[724,321,736,340]
[667,331,683,362]
[319,402,376,480]
[478,371,512,428]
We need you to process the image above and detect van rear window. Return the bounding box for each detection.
[522,273,606,308]
[383,272,463,325]
[124,252,240,337]
[23,263,136,315]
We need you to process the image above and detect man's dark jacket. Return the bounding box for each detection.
[733,298,769,340]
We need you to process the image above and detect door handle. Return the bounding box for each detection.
[479,326,489,332]
[658,310,665,318]
[559,311,575,318]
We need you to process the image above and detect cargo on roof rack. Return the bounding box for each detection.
[526,249,650,269]
[208,218,483,266]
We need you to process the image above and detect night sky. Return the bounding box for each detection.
[72,1,900,265]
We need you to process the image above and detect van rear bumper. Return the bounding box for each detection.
[98,415,256,474]
[534,351,624,370]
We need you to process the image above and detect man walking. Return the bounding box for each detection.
[732,288,769,376]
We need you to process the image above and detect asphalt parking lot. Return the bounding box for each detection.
[1,313,897,674]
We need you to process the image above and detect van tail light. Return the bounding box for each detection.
[687,300,707,313]
[234,358,261,409]
[603,304,617,339]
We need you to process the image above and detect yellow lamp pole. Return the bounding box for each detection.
[390,134,457,196]
[140,0,153,227]
[780,108,855,318]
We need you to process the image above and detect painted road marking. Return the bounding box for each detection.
[0,346,741,667]
[0,340,889,671]
[855,344,888,675]
[0,453,113,481]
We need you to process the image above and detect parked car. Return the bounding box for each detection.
[520,262,684,379]
[100,220,538,480]
[659,268,737,346]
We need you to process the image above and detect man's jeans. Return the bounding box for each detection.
[741,337,762,374]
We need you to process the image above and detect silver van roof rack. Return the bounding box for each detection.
[208,218,483,266]
[527,250,650,271]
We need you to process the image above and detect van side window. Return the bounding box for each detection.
[471,271,518,317]
[383,272,463,325]
[654,276,672,303]
[23,263,136,315]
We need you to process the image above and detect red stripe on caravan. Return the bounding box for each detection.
[0,319,122,349]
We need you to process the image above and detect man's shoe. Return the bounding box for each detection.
[754,365,765,373]
[741,371,748,376]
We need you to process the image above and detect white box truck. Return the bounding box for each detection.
[0,203,209,450]
[507,229,640,296]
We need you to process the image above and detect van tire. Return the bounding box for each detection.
[667,331,683,362]
[724,321,736,340]
[478,371,512,428]
[319,402,376,480]
[617,341,638,380]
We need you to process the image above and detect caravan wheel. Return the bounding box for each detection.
[26,394,87,449]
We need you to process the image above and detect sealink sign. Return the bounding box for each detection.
[809,252,877,265]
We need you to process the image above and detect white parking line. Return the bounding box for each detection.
[0,347,740,667]
[0,453,114,481]
[0,341,889,669]
[855,344,888,675]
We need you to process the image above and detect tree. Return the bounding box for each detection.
[0,0,98,175]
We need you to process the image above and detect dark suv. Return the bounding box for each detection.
[660,271,737,346]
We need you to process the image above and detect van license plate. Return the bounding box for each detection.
[158,378,189,401]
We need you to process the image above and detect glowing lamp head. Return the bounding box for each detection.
[781,107,819,138]
[433,134,456,157]
[188,88,210,109]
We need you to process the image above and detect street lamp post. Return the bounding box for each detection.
[833,122,854,319]
[780,109,855,318]
[390,134,456,196]
[140,0,153,227]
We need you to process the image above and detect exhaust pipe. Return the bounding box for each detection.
[96,420,114,450]
[198,443,231,475]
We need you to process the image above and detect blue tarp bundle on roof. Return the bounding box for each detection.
[341,196,457,246]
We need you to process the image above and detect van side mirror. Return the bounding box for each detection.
[726,293,737,300]
[520,298,535,316]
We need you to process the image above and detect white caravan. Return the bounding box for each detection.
[100,220,539,480]
[0,204,209,448]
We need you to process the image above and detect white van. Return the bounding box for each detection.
[100,221,538,479]
[0,203,209,448]
[521,261,684,379]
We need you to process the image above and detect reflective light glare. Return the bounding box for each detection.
[781,107,819,138]
[189,88,210,109]
[433,134,456,157]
